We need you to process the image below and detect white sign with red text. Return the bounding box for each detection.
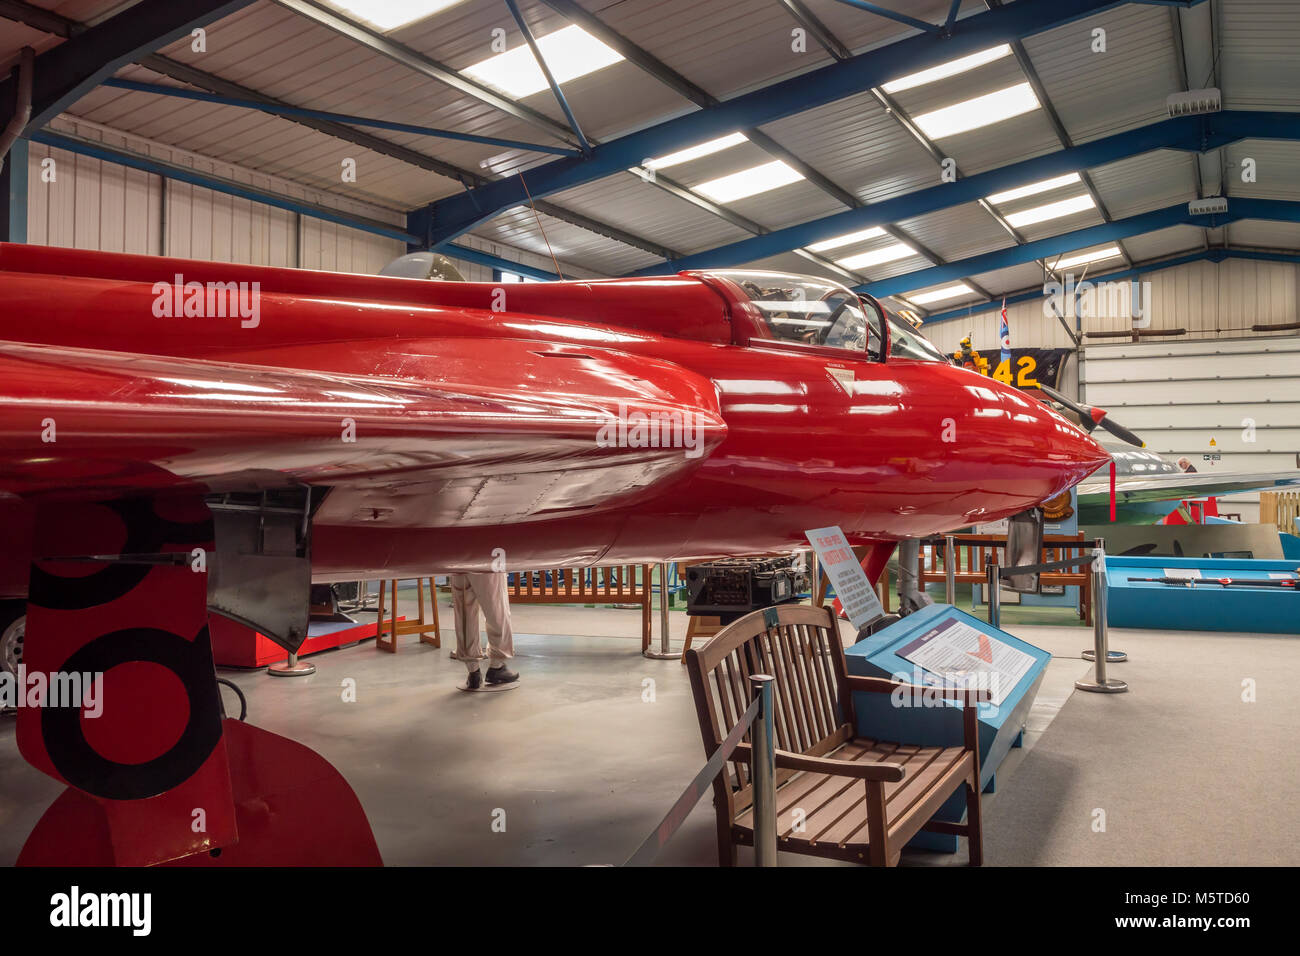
[805,526,884,629]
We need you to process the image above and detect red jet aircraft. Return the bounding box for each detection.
[0,244,1107,866]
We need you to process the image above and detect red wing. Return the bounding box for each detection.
[0,338,726,523]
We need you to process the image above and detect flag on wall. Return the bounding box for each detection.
[999,299,1012,364]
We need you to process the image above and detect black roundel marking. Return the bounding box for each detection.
[29,499,215,612]
[41,626,223,801]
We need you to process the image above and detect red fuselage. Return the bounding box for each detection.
[0,245,1107,590]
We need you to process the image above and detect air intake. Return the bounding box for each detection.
[1166,88,1222,117]
[1189,197,1229,216]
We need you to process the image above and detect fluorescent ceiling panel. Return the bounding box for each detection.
[1054,246,1123,269]
[908,283,974,305]
[882,45,1013,94]
[463,24,624,99]
[913,82,1039,139]
[1004,193,1096,227]
[644,132,748,170]
[323,0,467,32]
[695,160,804,202]
[987,172,1082,205]
[807,226,886,253]
[837,242,916,270]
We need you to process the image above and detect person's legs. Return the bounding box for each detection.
[467,571,517,683]
[449,574,484,676]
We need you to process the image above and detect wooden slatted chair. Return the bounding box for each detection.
[684,604,987,866]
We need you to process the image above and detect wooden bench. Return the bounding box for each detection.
[685,604,986,866]
[921,533,1095,623]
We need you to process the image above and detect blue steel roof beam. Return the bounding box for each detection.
[504,0,591,154]
[986,0,1133,269]
[423,0,1151,246]
[0,0,256,133]
[830,0,943,33]
[271,0,578,147]
[856,197,1300,297]
[100,78,581,156]
[631,111,1300,275]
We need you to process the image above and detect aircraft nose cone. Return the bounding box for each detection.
[991,376,1111,489]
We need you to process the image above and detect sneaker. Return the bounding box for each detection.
[485,664,519,685]
[465,668,483,690]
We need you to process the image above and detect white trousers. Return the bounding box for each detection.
[449,572,514,671]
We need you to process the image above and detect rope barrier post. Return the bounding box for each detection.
[944,535,956,605]
[643,562,678,660]
[1082,536,1127,664]
[986,553,1001,629]
[749,674,778,867]
[1076,539,1128,694]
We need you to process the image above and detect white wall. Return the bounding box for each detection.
[25,116,403,274]
[922,257,1300,355]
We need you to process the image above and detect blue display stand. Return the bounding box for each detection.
[1106,555,1299,634]
[843,604,1051,852]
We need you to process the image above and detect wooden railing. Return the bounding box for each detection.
[507,565,654,651]
[1261,491,1300,536]
[919,533,1096,623]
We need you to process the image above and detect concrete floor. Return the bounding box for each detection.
[1,597,1296,866]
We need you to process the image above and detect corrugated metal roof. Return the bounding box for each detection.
[8,0,1297,299]
[1024,3,1181,143]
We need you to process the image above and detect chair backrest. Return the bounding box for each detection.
[684,603,853,815]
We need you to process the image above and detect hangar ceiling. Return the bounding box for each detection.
[2,0,1298,322]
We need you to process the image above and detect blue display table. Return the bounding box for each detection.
[1105,555,1299,634]
[844,604,1051,852]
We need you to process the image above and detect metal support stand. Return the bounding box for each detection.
[643,562,679,660]
[986,556,1001,629]
[749,674,777,867]
[944,535,956,605]
[267,649,316,677]
[1075,544,1128,693]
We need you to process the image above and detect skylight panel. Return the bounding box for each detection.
[882,45,1013,94]
[1004,193,1096,227]
[913,82,1039,139]
[1054,246,1123,269]
[806,226,886,253]
[987,173,1082,206]
[695,160,804,202]
[907,283,974,305]
[324,0,467,32]
[644,133,748,170]
[836,242,916,270]
[462,24,624,99]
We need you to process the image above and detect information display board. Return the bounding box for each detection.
[896,617,1036,707]
[805,525,884,629]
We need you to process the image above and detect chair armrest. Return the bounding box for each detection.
[733,742,906,782]
[843,675,990,706]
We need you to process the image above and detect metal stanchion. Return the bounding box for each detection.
[267,649,315,677]
[748,674,778,867]
[944,535,956,605]
[1082,538,1127,664]
[1075,544,1128,693]
[643,562,678,660]
[986,555,1001,628]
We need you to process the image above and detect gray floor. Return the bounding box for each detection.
[1,598,1296,866]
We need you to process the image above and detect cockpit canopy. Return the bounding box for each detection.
[707,270,946,362]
